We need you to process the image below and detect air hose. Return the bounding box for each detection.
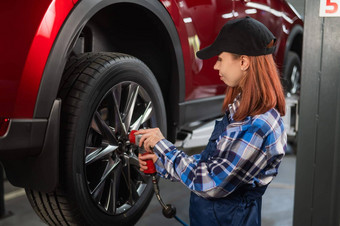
[129,130,188,226]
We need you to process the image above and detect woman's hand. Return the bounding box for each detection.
[135,128,165,153]
[138,153,158,172]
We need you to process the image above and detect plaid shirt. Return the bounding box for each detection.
[154,97,286,199]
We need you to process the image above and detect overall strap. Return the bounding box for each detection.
[200,114,230,162]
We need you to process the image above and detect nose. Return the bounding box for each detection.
[213,61,219,71]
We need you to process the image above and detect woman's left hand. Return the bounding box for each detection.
[138,153,158,172]
[135,128,165,153]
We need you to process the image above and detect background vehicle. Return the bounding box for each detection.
[0,0,303,225]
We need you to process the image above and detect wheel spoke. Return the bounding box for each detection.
[92,177,106,203]
[129,153,140,168]
[91,158,121,202]
[129,153,150,182]
[125,154,134,204]
[90,119,102,135]
[94,111,117,144]
[130,101,153,131]
[130,180,140,201]
[104,179,113,211]
[137,183,147,197]
[109,161,122,214]
[113,83,122,111]
[126,153,143,204]
[85,145,118,165]
[85,146,99,157]
[111,86,127,136]
[123,84,140,131]
[290,66,300,94]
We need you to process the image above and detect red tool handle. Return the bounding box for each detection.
[129,130,139,145]
[141,153,157,175]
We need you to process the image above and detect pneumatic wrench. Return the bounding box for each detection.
[129,130,187,225]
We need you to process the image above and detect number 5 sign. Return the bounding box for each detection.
[320,0,340,16]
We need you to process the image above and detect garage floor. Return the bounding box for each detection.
[0,149,295,226]
[137,151,296,226]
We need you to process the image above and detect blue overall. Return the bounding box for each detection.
[189,114,267,226]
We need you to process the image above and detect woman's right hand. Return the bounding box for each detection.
[135,128,165,153]
[138,153,158,172]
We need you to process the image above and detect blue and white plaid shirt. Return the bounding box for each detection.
[153,97,286,199]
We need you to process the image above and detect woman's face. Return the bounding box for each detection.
[213,52,245,87]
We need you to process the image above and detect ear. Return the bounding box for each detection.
[240,55,250,71]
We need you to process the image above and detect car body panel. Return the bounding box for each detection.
[0,0,76,118]
[160,0,234,100]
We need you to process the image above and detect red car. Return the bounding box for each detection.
[0,0,302,225]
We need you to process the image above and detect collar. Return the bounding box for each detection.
[227,93,241,122]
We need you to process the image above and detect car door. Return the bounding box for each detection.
[181,0,234,100]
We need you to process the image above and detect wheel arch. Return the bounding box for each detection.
[34,0,185,139]
[283,24,303,67]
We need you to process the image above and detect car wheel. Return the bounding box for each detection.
[25,52,166,225]
[283,51,301,97]
[283,51,301,150]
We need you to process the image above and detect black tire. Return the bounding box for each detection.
[283,51,301,96]
[283,51,301,151]
[26,52,167,225]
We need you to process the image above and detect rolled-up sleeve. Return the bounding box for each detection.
[153,130,270,198]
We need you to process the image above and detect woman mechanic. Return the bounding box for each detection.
[136,16,287,226]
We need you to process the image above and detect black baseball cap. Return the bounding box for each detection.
[196,16,276,59]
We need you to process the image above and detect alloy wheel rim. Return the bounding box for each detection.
[288,65,300,96]
[84,81,155,215]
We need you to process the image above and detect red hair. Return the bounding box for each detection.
[223,54,286,121]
